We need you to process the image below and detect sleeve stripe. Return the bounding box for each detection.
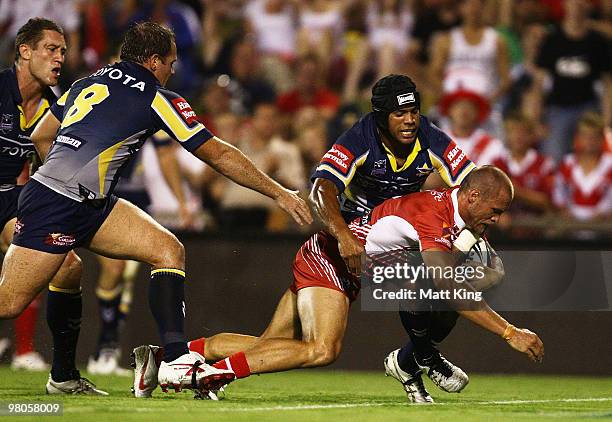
[315,151,369,187]
[428,150,476,186]
[151,92,205,143]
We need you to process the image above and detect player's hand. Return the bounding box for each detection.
[505,326,544,363]
[178,203,195,230]
[275,189,313,226]
[338,230,365,277]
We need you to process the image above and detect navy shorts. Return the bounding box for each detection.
[115,189,150,212]
[0,186,22,229]
[12,179,118,254]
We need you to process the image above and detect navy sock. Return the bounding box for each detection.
[148,269,188,362]
[95,289,122,355]
[398,310,435,362]
[430,311,459,344]
[47,288,82,382]
[397,340,420,376]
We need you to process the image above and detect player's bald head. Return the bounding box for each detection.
[459,166,514,201]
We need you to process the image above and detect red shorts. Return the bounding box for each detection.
[291,231,360,303]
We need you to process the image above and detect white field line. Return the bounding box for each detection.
[63,397,612,413]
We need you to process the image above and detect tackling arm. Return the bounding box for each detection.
[309,178,365,276]
[193,137,312,226]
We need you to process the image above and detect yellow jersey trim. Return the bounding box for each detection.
[151,92,203,143]
[315,151,369,188]
[17,98,50,130]
[382,139,422,172]
[98,139,127,194]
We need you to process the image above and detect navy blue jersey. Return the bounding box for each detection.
[0,66,56,186]
[33,61,213,201]
[312,113,475,221]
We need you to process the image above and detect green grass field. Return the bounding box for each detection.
[1,367,611,421]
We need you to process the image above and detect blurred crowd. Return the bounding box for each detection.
[0,0,610,240]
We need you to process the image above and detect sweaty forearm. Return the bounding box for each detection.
[197,138,284,200]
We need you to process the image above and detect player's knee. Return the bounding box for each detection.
[152,233,185,268]
[309,342,342,367]
[55,252,82,289]
[0,297,27,319]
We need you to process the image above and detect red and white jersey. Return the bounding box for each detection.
[553,153,612,220]
[352,188,466,253]
[444,128,506,165]
[292,188,465,300]
[493,149,555,195]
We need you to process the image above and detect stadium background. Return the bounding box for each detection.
[0,0,611,379]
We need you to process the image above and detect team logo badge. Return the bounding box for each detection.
[321,144,355,176]
[171,98,198,125]
[416,163,434,176]
[397,92,415,106]
[14,219,24,235]
[372,159,387,176]
[44,233,76,247]
[0,114,14,133]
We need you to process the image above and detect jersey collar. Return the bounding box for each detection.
[382,138,422,172]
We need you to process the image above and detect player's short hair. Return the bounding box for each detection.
[119,22,175,64]
[14,18,64,62]
[576,111,604,134]
[460,166,514,200]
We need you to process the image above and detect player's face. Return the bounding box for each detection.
[156,43,177,87]
[26,30,66,87]
[387,106,420,145]
[466,189,512,235]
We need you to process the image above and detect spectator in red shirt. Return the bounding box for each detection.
[493,112,554,218]
[277,54,340,119]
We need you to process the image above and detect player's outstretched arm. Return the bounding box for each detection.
[31,112,61,161]
[309,178,364,276]
[193,137,313,226]
[422,247,544,363]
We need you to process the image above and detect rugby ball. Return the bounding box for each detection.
[468,238,493,267]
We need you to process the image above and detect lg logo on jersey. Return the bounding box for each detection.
[1,146,34,158]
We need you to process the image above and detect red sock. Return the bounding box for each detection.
[14,297,40,356]
[188,337,206,358]
[213,352,251,379]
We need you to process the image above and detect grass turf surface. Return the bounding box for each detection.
[0,367,611,421]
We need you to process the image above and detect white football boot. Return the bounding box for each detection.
[131,345,160,398]
[415,351,468,393]
[87,348,130,376]
[11,352,50,371]
[384,349,434,404]
[46,374,109,395]
[157,351,235,394]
